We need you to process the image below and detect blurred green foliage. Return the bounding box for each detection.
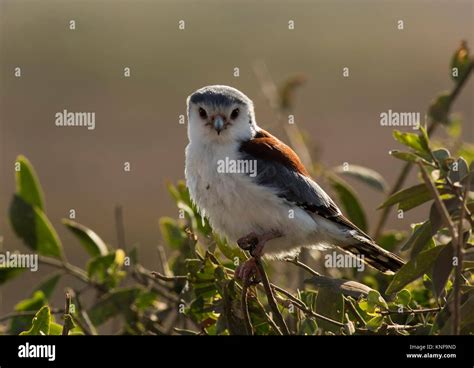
[1,43,473,335]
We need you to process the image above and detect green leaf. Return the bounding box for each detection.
[448,157,469,184]
[87,251,125,288]
[367,290,388,309]
[418,125,431,154]
[333,165,387,192]
[401,221,431,253]
[214,235,245,263]
[159,217,187,249]
[221,281,249,335]
[386,245,447,294]
[49,321,64,335]
[393,130,430,156]
[304,275,374,299]
[0,267,25,285]
[428,93,452,124]
[389,150,423,164]
[316,288,344,332]
[14,155,45,210]
[366,315,384,332]
[432,242,454,299]
[63,219,108,257]
[87,253,115,279]
[88,287,141,326]
[9,291,47,334]
[407,221,437,258]
[441,293,474,334]
[432,148,451,171]
[299,319,319,335]
[167,181,211,236]
[9,195,63,258]
[328,176,367,232]
[134,290,159,310]
[20,306,50,335]
[395,289,411,306]
[378,183,445,212]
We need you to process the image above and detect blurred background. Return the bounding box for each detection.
[0,0,472,317]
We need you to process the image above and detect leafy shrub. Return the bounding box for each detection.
[0,42,473,335]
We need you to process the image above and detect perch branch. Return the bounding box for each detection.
[255,259,290,335]
[241,284,253,335]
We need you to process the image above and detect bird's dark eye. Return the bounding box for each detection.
[198,107,208,119]
[230,108,239,120]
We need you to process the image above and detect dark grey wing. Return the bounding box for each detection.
[240,149,362,233]
[238,129,365,236]
[238,130,405,274]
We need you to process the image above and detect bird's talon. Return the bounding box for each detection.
[237,233,259,252]
[235,258,261,285]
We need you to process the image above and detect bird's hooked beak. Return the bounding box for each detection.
[212,116,225,135]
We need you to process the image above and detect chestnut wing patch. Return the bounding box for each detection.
[239,129,309,176]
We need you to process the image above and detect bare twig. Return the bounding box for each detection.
[69,289,97,336]
[38,255,105,292]
[376,307,441,316]
[132,266,181,303]
[0,309,63,323]
[62,292,73,336]
[252,288,282,335]
[255,259,290,335]
[286,257,323,277]
[345,297,367,326]
[271,284,345,327]
[150,271,188,282]
[241,284,253,335]
[156,244,171,276]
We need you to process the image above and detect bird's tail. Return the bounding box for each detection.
[343,238,405,274]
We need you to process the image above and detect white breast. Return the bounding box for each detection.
[184,141,327,257]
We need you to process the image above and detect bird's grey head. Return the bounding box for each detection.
[186,85,258,144]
